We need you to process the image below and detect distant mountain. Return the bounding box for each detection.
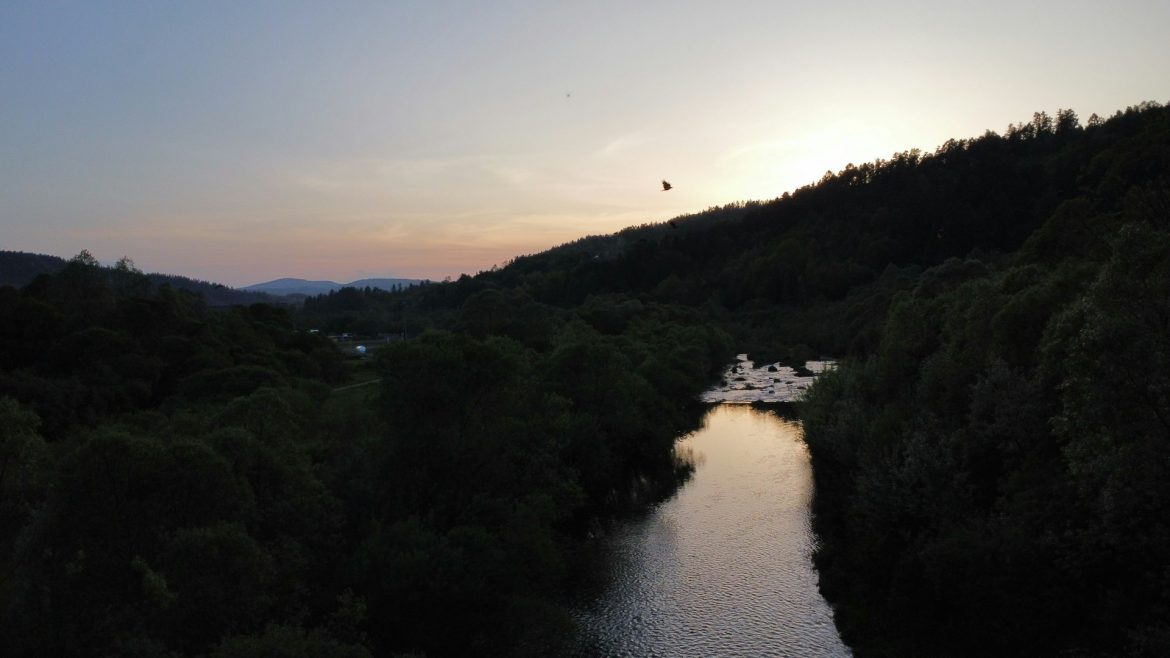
[243,277,425,297]
[144,273,288,307]
[241,278,341,296]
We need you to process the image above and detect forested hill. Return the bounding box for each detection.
[796,105,1170,655]
[0,250,67,287]
[293,101,1170,656]
[304,103,1167,360]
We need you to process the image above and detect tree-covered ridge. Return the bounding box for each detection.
[305,104,1165,361]
[0,249,292,307]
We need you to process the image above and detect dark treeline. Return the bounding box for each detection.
[0,250,290,307]
[3,101,1169,656]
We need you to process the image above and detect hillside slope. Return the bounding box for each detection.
[292,101,1170,656]
[315,104,1168,363]
[799,104,1170,656]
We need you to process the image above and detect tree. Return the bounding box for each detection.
[0,398,44,499]
[70,249,99,267]
[0,397,47,565]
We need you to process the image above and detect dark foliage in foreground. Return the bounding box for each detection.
[0,256,730,656]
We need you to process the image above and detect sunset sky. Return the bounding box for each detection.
[3,1,1168,286]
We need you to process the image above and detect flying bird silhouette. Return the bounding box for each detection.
[661,180,672,191]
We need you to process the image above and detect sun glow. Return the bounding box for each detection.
[712,120,909,202]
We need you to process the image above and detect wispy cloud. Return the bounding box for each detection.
[290,154,541,194]
[592,131,647,158]
[719,139,795,165]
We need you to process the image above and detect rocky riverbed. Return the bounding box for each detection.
[700,354,835,404]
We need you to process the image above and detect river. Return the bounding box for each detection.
[572,403,851,657]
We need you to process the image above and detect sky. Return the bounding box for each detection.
[2,1,1168,286]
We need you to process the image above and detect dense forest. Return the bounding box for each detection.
[799,106,1170,656]
[3,101,1168,656]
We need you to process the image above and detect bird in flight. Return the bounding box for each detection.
[661,180,672,191]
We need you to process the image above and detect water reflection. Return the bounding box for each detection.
[573,405,851,657]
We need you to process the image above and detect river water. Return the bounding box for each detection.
[572,404,851,657]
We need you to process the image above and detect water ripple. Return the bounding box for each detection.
[572,405,851,657]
